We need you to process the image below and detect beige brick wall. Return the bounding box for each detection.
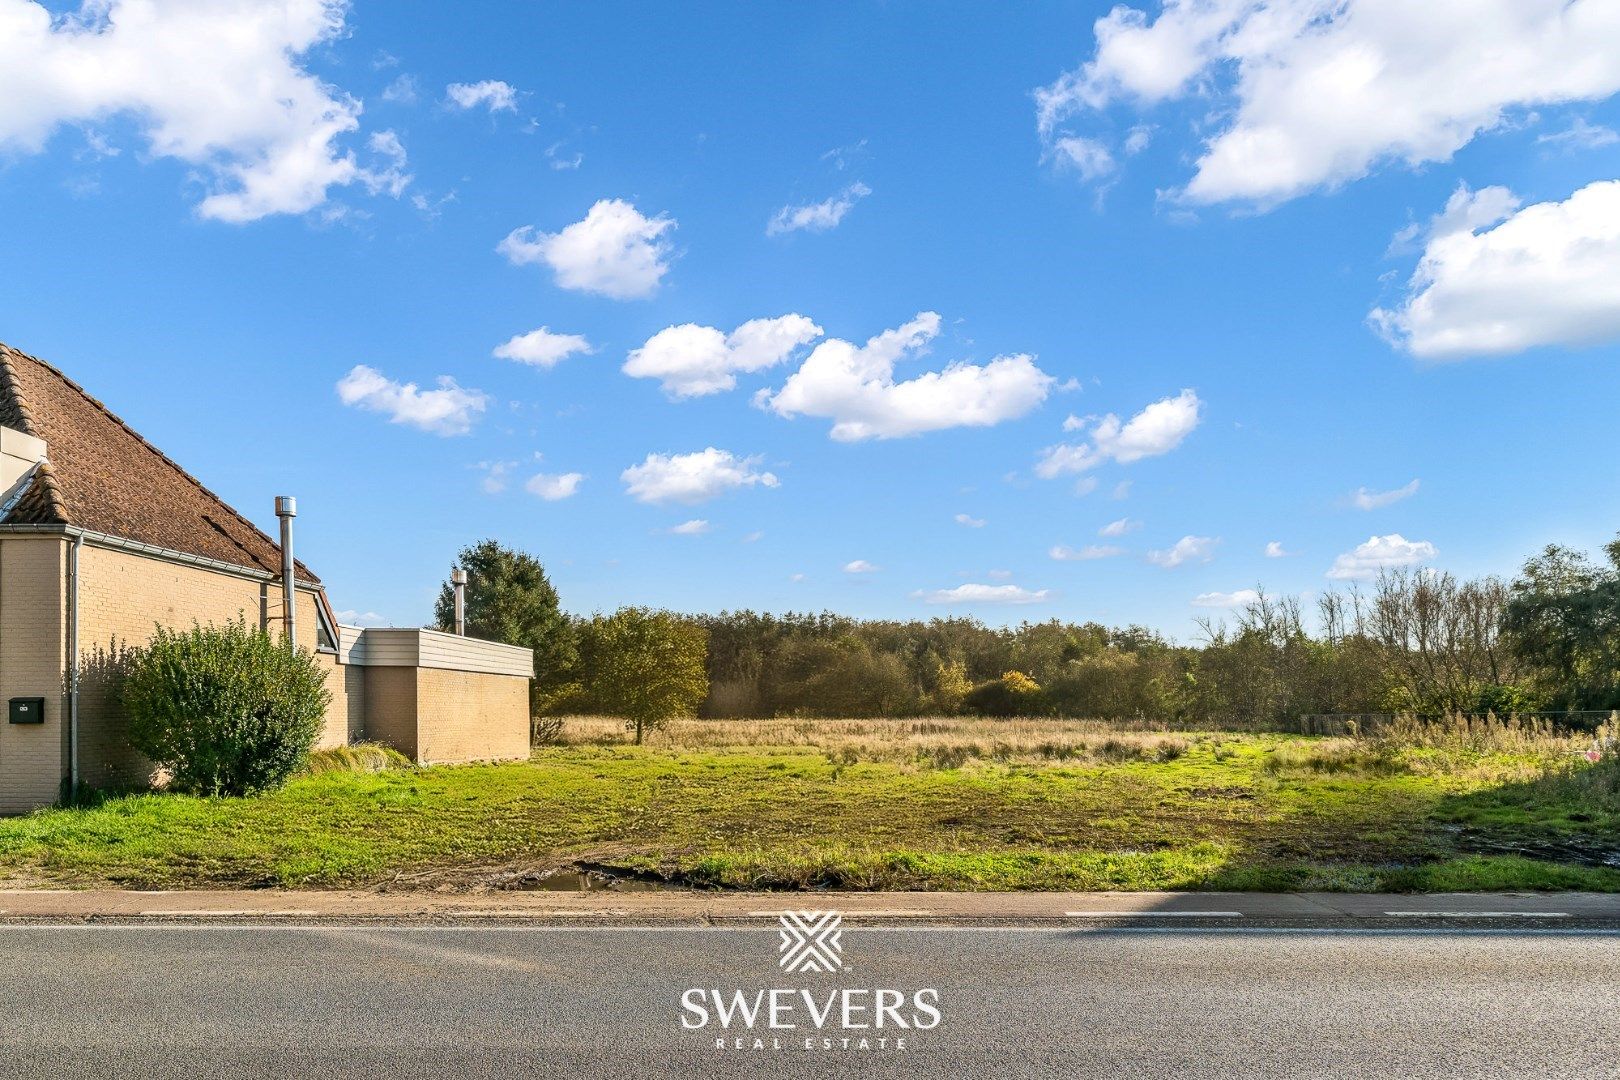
[0,537,67,814]
[362,667,417,760]
[74,544,359,791]
[412,667,529,764]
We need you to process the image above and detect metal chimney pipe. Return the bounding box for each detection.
[275,496,297,650]
[451,567,468,636]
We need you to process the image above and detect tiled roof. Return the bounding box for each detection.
[0,343,318,583]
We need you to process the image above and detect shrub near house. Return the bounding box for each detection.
[124,618,331,797]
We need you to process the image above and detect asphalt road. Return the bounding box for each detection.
[0,924,1616,1078]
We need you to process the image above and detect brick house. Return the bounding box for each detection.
[0,343,533,813]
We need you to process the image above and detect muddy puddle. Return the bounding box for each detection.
[488,865,674,892]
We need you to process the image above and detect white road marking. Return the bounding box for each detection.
[1383,911,1568,918]
[0,924,1616,936]
[746,909,934,917]
[1065,910,1243,918]
[137,909,321,917]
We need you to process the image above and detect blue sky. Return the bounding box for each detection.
[2,1,1619,636]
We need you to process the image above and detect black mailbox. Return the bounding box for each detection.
[8,698,44,724]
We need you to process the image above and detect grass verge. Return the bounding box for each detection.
[0,722,1612,891]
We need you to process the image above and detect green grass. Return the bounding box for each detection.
[0,733,1615,891]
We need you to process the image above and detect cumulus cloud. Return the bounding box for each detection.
[1372,180,1620,359]
[445,80,517,112]
[767,182,871,235]
[843,559,881,574]
[1192,589,1260,609]
[499,199,675,299]
[915,583,1051,605]
[1351,478,1420,510]
[1264,541,1292,558]
[624,315,822,398]
[494,327,594,369]
[1148,535,1217,568]
[620,448,779,505]
[758,312,1055,441]
[955,513,987,528]
[1036,389,1201,478]
[1326,533,1438,580]
[1035,0,1620,206]
[1100,517,1140,537]
[336,609,389,627]
[335,365,487,436]
[0,0,404,222]
[1050,544,1124,561]
[525,471,584,501]
[667,518,711,536]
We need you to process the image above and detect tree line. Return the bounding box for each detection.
[435,534,1620,733]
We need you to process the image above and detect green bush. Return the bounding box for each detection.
[123,618,331,797]
[964,671,1044,717]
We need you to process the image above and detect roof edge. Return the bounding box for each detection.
[0,342,317,582]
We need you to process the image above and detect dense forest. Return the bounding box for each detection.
[442,536,1620,730]
[684,537,1620,726]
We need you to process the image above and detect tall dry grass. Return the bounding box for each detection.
[550,715,1194,767]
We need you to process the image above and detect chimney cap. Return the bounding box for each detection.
[274,495,297,517]
[451,567,468,585]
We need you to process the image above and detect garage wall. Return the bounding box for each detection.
[412,667,530,764]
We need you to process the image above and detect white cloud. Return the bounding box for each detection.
[1264,541,1292,558]
[916,583,1051,605]
[1061,413,1087,432]
[1326,534,1438,580]
[1537,118,1620,151]
[1192,589,1260,609]
[0,0,399,222]
[1099,517,1140,537]
[381,74,418,105]
[1051,136,1114,181]
[446,80,517,112]
[361,130,411,197]
[477,460,515,494]
[955,513,987,528]
[742,530,765,543]
[624,315,822,398]
[1148,535,1217,568]
[987,569,1014,580]
[499,199,675,300]
[790,572,807,583]
[667,518,710,536]
[336,609,389,627]
[758,312,1055,441]
[1050,544,1124,561]
[620,448,779,505]
[1036,0,1620,206]
[843,559,880,574]
[494,327,595,370]
[1037,389,1202,478]
[525,471,584,501]
[767,182,871,235]
[335,365,487,436]
[1123,124,1153,155]
[1372,179,1620,359]
[1351,478,1420,510]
